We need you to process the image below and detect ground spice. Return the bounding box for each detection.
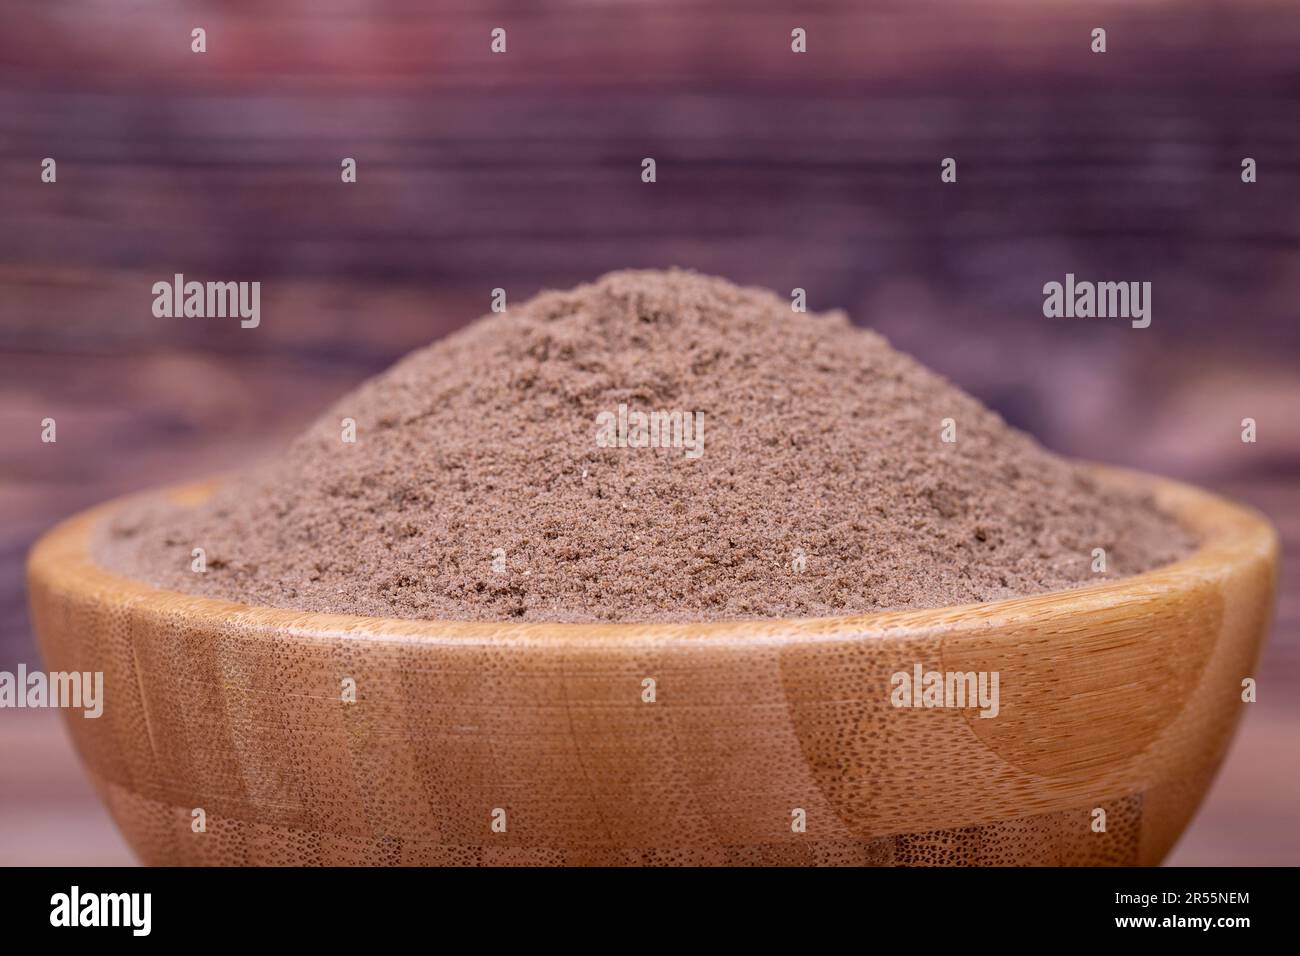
[97,269,1195,623]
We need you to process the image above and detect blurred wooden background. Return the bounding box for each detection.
[1,0,1297,865]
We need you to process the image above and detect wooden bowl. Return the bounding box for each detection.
[27,468,1277,866]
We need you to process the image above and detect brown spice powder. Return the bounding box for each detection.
[97,269,1195,623]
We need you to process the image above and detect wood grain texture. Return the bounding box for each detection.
[25,469,1278,865]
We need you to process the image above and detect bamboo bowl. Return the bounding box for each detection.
[27,469,1277,866]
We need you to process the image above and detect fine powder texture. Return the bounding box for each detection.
[97,270,1195,623]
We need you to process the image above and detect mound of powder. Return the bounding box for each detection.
[97,269,1195,623]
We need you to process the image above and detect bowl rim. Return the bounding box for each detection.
[27,465,1279,649]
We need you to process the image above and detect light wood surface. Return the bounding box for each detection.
[26,469,1279,866]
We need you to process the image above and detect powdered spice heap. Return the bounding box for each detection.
[99,270,1194,623]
